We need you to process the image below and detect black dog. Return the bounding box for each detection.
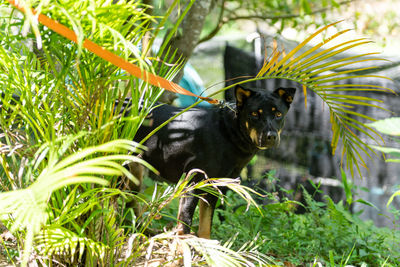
[133,85,296,238]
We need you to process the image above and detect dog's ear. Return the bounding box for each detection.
[235,85,254,108]
[273,87,296,106]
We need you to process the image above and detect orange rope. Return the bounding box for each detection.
[7,0,218,104]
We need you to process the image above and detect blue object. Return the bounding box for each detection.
[175,63,211,108]
[66,58,210,107]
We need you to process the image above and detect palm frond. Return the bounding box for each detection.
[255,21,395,176]
[136,232,272,267]
[36,226,108,265]
[0,139,144,266]
[1,0,207,266]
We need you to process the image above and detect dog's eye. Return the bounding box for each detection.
[275,111,282,117]
[251,111,258,117]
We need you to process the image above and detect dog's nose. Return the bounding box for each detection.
[266,131,277,141]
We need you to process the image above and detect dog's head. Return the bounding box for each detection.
[235,85,296,149]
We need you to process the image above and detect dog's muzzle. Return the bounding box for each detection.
[255,131,280,149]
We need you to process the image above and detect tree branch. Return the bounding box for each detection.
[159,0,213,103]
[229,0,355,21]
[198,0,226,43]
[199,0,355,43]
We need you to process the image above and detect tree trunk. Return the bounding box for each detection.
[160,0,213,103]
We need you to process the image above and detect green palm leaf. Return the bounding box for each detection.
[1,1,190,265]
[135,231,273,266]
[36,226,108,264]
[0,139,144,266]
[255,21,395,176]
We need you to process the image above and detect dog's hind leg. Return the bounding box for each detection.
[176,192,199,235]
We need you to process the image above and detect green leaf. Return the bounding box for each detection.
[341,168,352,206]
[329,113,339,155]
[370,145,400,158]
[355,199,379,210]
[251,21,395,177]
[367,117,400,136]
[0,139,145,266]
[301,0,312,14]
[386,158,400,163]
[314,83,395,93]
[288,39,371,77]
[331,106,377,122]
[387,190,400,207]
[281,29,352,73]
[329,250,335,267]
[304,54,385,76]
[265,20,344,76]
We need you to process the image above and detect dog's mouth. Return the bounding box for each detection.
[249,129,280,149]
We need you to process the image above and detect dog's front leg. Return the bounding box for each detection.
[198,194,218,239]
[198,199,213,238]
[177,193,199,235]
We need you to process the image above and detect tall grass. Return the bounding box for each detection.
[0,0,179,265]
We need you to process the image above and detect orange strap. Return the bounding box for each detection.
[7,0,218,104]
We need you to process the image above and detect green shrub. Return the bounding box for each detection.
[213,180,400,266]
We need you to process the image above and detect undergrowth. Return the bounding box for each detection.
[132,173,400,266]
[211,179,400,266]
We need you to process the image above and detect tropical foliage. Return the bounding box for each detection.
[0,0,177,265]
[211,177,400,266]
[252,20,394,177]
[0,0,397,266]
